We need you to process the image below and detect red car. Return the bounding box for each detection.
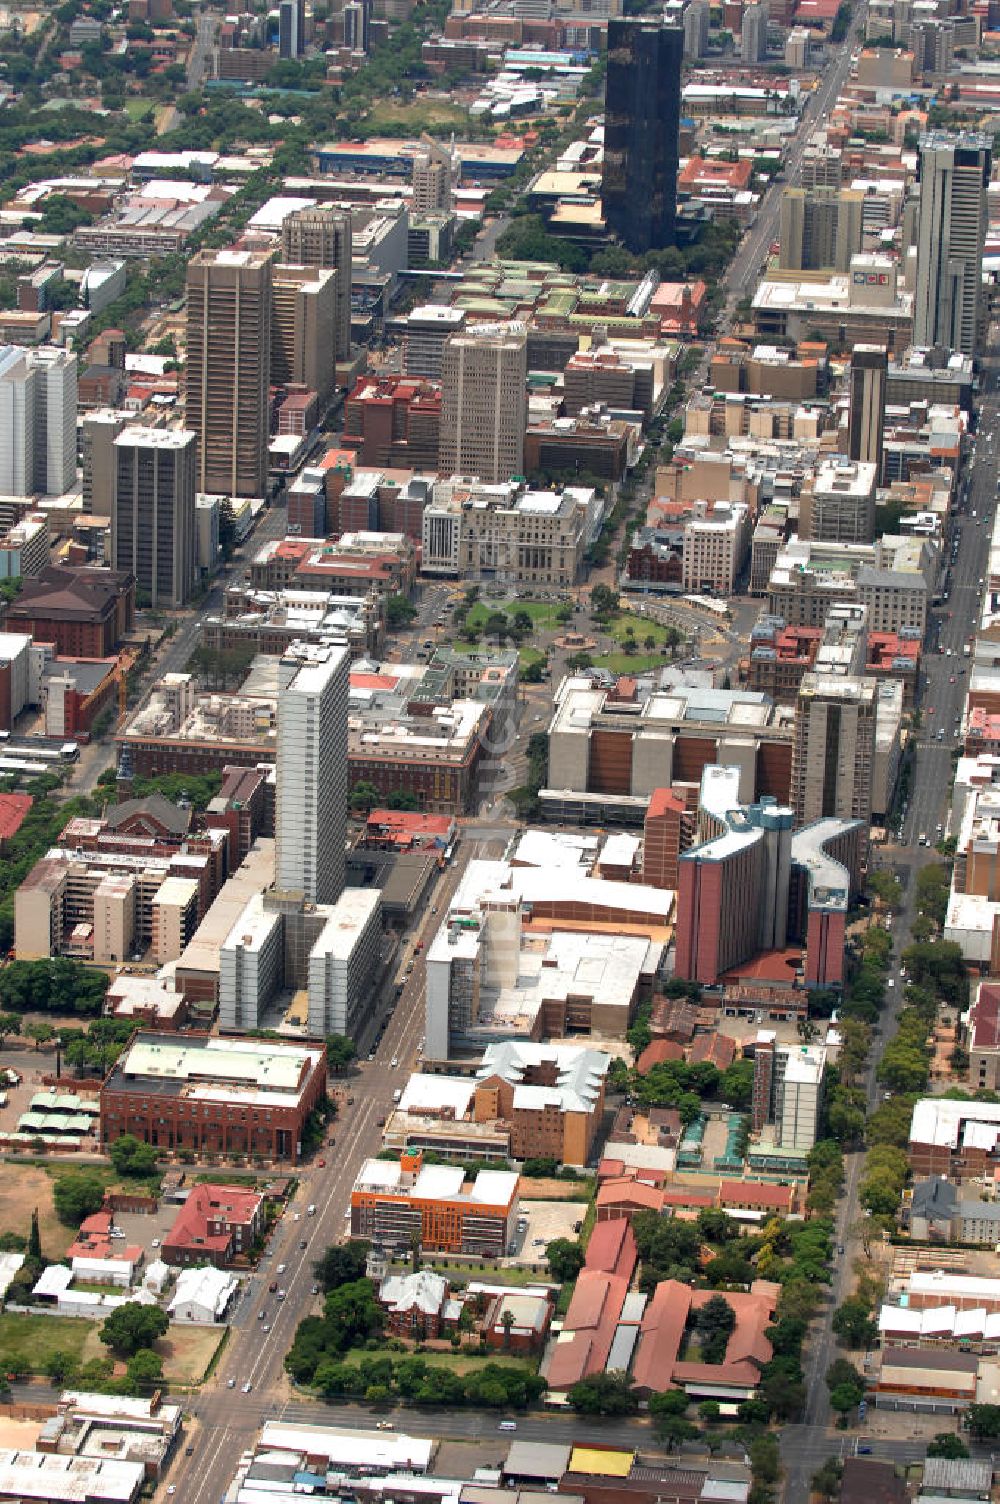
[317,1158,326,1168]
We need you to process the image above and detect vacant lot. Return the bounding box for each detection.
[363,99,467,133]
[0,1313,98,1374]
[159,1324,226,1384]
[341,1345,536,1377]
[0,1312,224,1384]
[0,1162,75,1260]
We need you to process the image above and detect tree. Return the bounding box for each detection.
[546,1238,585,1283]
[698,1399,721,1422]
[825,1358,864,1417]
[25,1021,54,1051]
[649,1388,690,1419]
[43,1350,78,1385]
[831,1298,877,1349]
[27,1208,41,1263]
[568,1371,638,1415]
[350,781,380,813]
[125,1348,164,1392]
[323,1278,383,1349]
[829,1382,862,1417]
[0,1013,19,1046]
[99,1303,169,1357]
[695,1294,736,1364]
[501,1309,515,1350]
[325,1034,356,1074]
[386,594,417,628]
[968,1404,1000,1439]
[109,1135,159,1179]
[53,1172,106,1227]
[811,1459,843,1501]
[867,868,903,910]
[590,584,619,619]
[313,1240,370,1292]
[926,1433,969,1459]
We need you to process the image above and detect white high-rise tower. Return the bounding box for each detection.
[275,642,350,904]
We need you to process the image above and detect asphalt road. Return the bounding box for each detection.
[163,831,508,1504]
[722,17,867,306]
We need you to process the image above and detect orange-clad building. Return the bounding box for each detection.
[350,1151,518,1257]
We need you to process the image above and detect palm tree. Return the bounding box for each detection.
[501,1310,515,1351]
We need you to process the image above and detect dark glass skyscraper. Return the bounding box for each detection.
[601,19,683,254]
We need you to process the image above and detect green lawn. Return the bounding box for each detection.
[608,612,671,647]
[398,1260,548,1287]
[597,651,668,674]
[466,599,570,633]
[0,1313,97,1374]
[340,1344,537,1377]
[448,630,545,672]
[124,98,153,119]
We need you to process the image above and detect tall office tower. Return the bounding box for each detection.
[0,347,36,498]
[342,0,371,50]
[439,323,527,483]
[778,187,864,272]
[601,19,683,254]
[278,0,305,56]
[848,345,888,478]
[112,427,197,608]
[280,207,352,361]
[30,347,77,496]
[275,642,350,905]
[741,2,767,61]
[751,1033,825,1150]
[910,16,954,75]
[412,137,455,213]
[913,131,991,356]
[81,409,125,514]
[799,458,877,545]
[185,248,273,498]
[0,346,78,499]
[271,263,337,404]
[791,673,877,840]
[682,0,709,59]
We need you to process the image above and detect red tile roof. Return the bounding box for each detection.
[163,1182,262,1257]
[637,1039,684,1071]
[971,984,1000,1050]
[0,793,32,841]
[584,1217,637,1280]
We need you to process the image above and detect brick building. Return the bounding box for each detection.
[5,565,135,657]
[350,1151,518,1257]
[162,1182,265,1267]
[343,375,442,470]
[100,1035,327,1164]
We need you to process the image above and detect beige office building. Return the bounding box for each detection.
[799,459,877,546]
[151,876,200,964]
[790,673,877,837]
[778,187,864,272]
[81,409,126,515]
[186,248,273,499]
[439,323,527,484]
[271,263,337,404]
[280,206,352,360]
[92,873,137,965]
[412,139,454,213]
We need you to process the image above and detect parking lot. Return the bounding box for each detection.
[505,1199,585,1269]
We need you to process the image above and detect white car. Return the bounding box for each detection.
[243,1381,253,1393]
[390,1056,398,1069]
